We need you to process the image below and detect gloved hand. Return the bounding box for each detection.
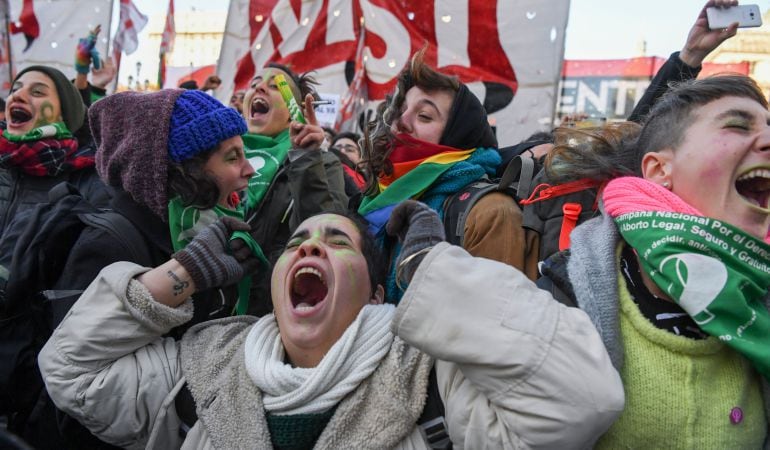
[386,200,445,288]
[75,25,102,74]
[172,216,259,291]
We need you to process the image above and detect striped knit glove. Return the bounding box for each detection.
[75,28,101,74]
[386,200,445,288]
[173,217,254,291]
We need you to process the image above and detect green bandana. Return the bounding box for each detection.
[2,122,71,142]
[616,211,770,380]
[168,197,268,315]
[242,129,291,211]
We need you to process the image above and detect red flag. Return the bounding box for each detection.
[9,0,39,52]
[158,0,175,88]
[113,0,148,56]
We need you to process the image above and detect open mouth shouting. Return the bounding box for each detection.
[7,104,33,130]
[250,97,270,120]
[290,264,329,315]
[735,166,770,213]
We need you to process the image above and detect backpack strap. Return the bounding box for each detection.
[558,203,583,251]
[78,211,153,267]
[441,179,497,246]
[519,178,603,206]
[497,154,537,200]
[417,367,452,449]
[175,383,198,439]
[536,250,578,307]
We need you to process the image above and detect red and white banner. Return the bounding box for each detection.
[217,0,570,146]
[113,0,148,56]
[158,0,175,88]
[8,0,113,79]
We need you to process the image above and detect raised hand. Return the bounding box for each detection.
[386,200,445,289]
[172,216,260,291]
[75,25,102,75]
[290,94,325,151]
[680,0,739,68]
[91,57,117,89]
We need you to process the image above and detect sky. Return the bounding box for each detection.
[122,0,770,82]
[566,0,770,59]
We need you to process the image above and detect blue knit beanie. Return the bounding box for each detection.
[167,90,247,162]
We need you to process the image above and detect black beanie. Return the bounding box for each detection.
[439,84,497,150]
[13,65,86,133]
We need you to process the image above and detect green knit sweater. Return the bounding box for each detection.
[596,276,767,449]
[266,406,337,450]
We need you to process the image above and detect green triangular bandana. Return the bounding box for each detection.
[616,211,770,380]
[242,129,291,211]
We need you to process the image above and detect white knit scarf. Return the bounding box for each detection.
[244,303,396,415]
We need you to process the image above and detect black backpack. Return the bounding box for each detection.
[442,153,601,266]
[0,181,150,447]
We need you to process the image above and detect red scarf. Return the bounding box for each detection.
[0,134,91,176]
[380,133,472,186]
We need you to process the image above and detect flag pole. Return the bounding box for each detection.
[105,0,117,93]
[109,0,122,93]
[3,0,14,90]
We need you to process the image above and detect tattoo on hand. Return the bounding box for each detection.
[167,270,190,296]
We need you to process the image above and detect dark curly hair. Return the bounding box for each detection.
[167,147,221,210]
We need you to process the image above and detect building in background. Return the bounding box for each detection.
[119,9,225,90]
[556,57,749,121]
[705,8,770,97]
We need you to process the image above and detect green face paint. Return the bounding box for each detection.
[35,101,56,128]
[342,258,358,292]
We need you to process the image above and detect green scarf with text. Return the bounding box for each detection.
[242,129,291,211]
[605,177,770,380]
[168,197,267,315]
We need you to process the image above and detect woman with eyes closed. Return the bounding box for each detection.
[538,75,770,448]
[0,66,109,238]
[40,203,624,449]
[359,50,534,302]
[239,63,348,316]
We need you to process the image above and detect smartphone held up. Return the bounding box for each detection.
[706,4,762,29]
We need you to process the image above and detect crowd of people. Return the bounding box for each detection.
[1,0,769,449]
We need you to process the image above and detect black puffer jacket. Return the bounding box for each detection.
[0,138,110,236]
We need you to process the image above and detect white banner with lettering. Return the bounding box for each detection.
[217,0,570,146]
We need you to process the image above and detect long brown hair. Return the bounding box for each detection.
[544,121,642,184]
